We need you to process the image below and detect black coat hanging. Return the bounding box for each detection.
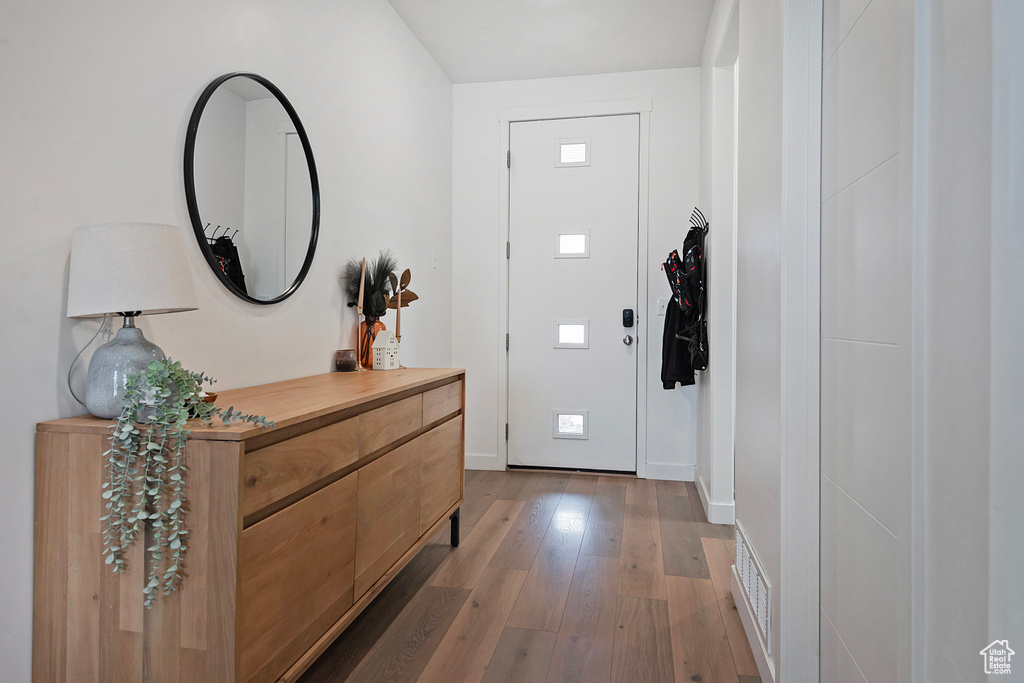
[661,207,709,388]
[678,208,709,371]
[211,233,247,295]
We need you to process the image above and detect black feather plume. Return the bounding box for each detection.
[340,250,397,318]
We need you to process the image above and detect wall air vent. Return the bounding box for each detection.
[735,522,772,655]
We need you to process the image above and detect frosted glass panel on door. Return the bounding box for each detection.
[558,414,584,434]
[554,229,590,258]
[553,320,588,348]
[559,325,585,344]
[554,137,591,167]
[552,410,589,439]
[560,143,587,164]
[555,231,589,258]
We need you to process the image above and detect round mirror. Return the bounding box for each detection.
[184,72,320,304]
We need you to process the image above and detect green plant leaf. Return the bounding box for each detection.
[101,357,271,605]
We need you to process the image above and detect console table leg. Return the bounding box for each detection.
[449,507,460,547]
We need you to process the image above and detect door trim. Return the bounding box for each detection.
[497,99,652,476]
[779,0,822,680]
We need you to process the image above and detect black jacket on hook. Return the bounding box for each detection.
[211,236,247,295]
[662,297,695,388]
[661,208,710,388]
[678,225,708,371]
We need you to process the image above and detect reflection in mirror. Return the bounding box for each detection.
[185,73,319,304]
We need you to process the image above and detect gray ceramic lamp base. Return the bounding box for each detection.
[85,322,165,419]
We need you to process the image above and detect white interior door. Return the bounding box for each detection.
[507,114,640,472]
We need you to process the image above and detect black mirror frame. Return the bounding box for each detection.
[183,72,320,305]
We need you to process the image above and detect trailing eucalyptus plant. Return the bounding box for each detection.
[102,358,272,608]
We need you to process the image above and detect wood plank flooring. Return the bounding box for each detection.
[300,470,760,683]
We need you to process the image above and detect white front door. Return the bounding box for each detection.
[507,114,640,472]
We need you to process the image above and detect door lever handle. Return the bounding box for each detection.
[623,335,633,346]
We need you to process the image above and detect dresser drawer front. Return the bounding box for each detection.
[241,394,423,520]
[422,380,463,425]
[420,416,464,536]
[354,438,422,597]
[359,394,422,454]
[242,417,360,519]
[237,472,358,683]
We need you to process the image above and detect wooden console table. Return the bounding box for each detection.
[33,368,465,683]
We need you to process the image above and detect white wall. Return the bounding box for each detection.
[452,69,701,476]
[0,0,453,679]
[914,2,1024,679]
[819,0,909,680]
[819,2,1024,681]
[192,87,247,250]
[697,0,739,524]
[708,2,1020,680]
[243,96,291,298]
[732,0,784,673]
[989,0,1024,662]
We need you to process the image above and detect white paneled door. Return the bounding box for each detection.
[507,114,640,472]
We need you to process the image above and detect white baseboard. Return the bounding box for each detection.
[465,452,502,470]
[643,462,694,481]
[732,565,776,683]
[696,473,711,516]
[696,474,736,525]
[466,456,702,481]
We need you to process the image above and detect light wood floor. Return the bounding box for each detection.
[299,469,761,683]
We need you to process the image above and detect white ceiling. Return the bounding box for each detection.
[385,0,716,84]
[222,76,274,102]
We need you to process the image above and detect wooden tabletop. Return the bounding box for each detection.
[37,368,464,441]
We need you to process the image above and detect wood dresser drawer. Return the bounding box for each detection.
[419,415,464,536]
[423,379,462,424]
[354,437,422,597]
[359,393,423,453]
[242,417,360,520]
[241,394,423,521]
[237,471,358,683]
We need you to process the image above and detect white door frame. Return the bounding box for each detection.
[497,99,652,476]
[699,0,740,526]
[779,0,822,680]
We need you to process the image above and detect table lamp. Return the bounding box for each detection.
[67,223,199,418]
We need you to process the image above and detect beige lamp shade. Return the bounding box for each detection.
[67,223,199,318]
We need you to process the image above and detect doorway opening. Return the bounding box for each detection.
[496,99,653,476]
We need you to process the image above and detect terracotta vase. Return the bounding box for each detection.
[359,317,386,368]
